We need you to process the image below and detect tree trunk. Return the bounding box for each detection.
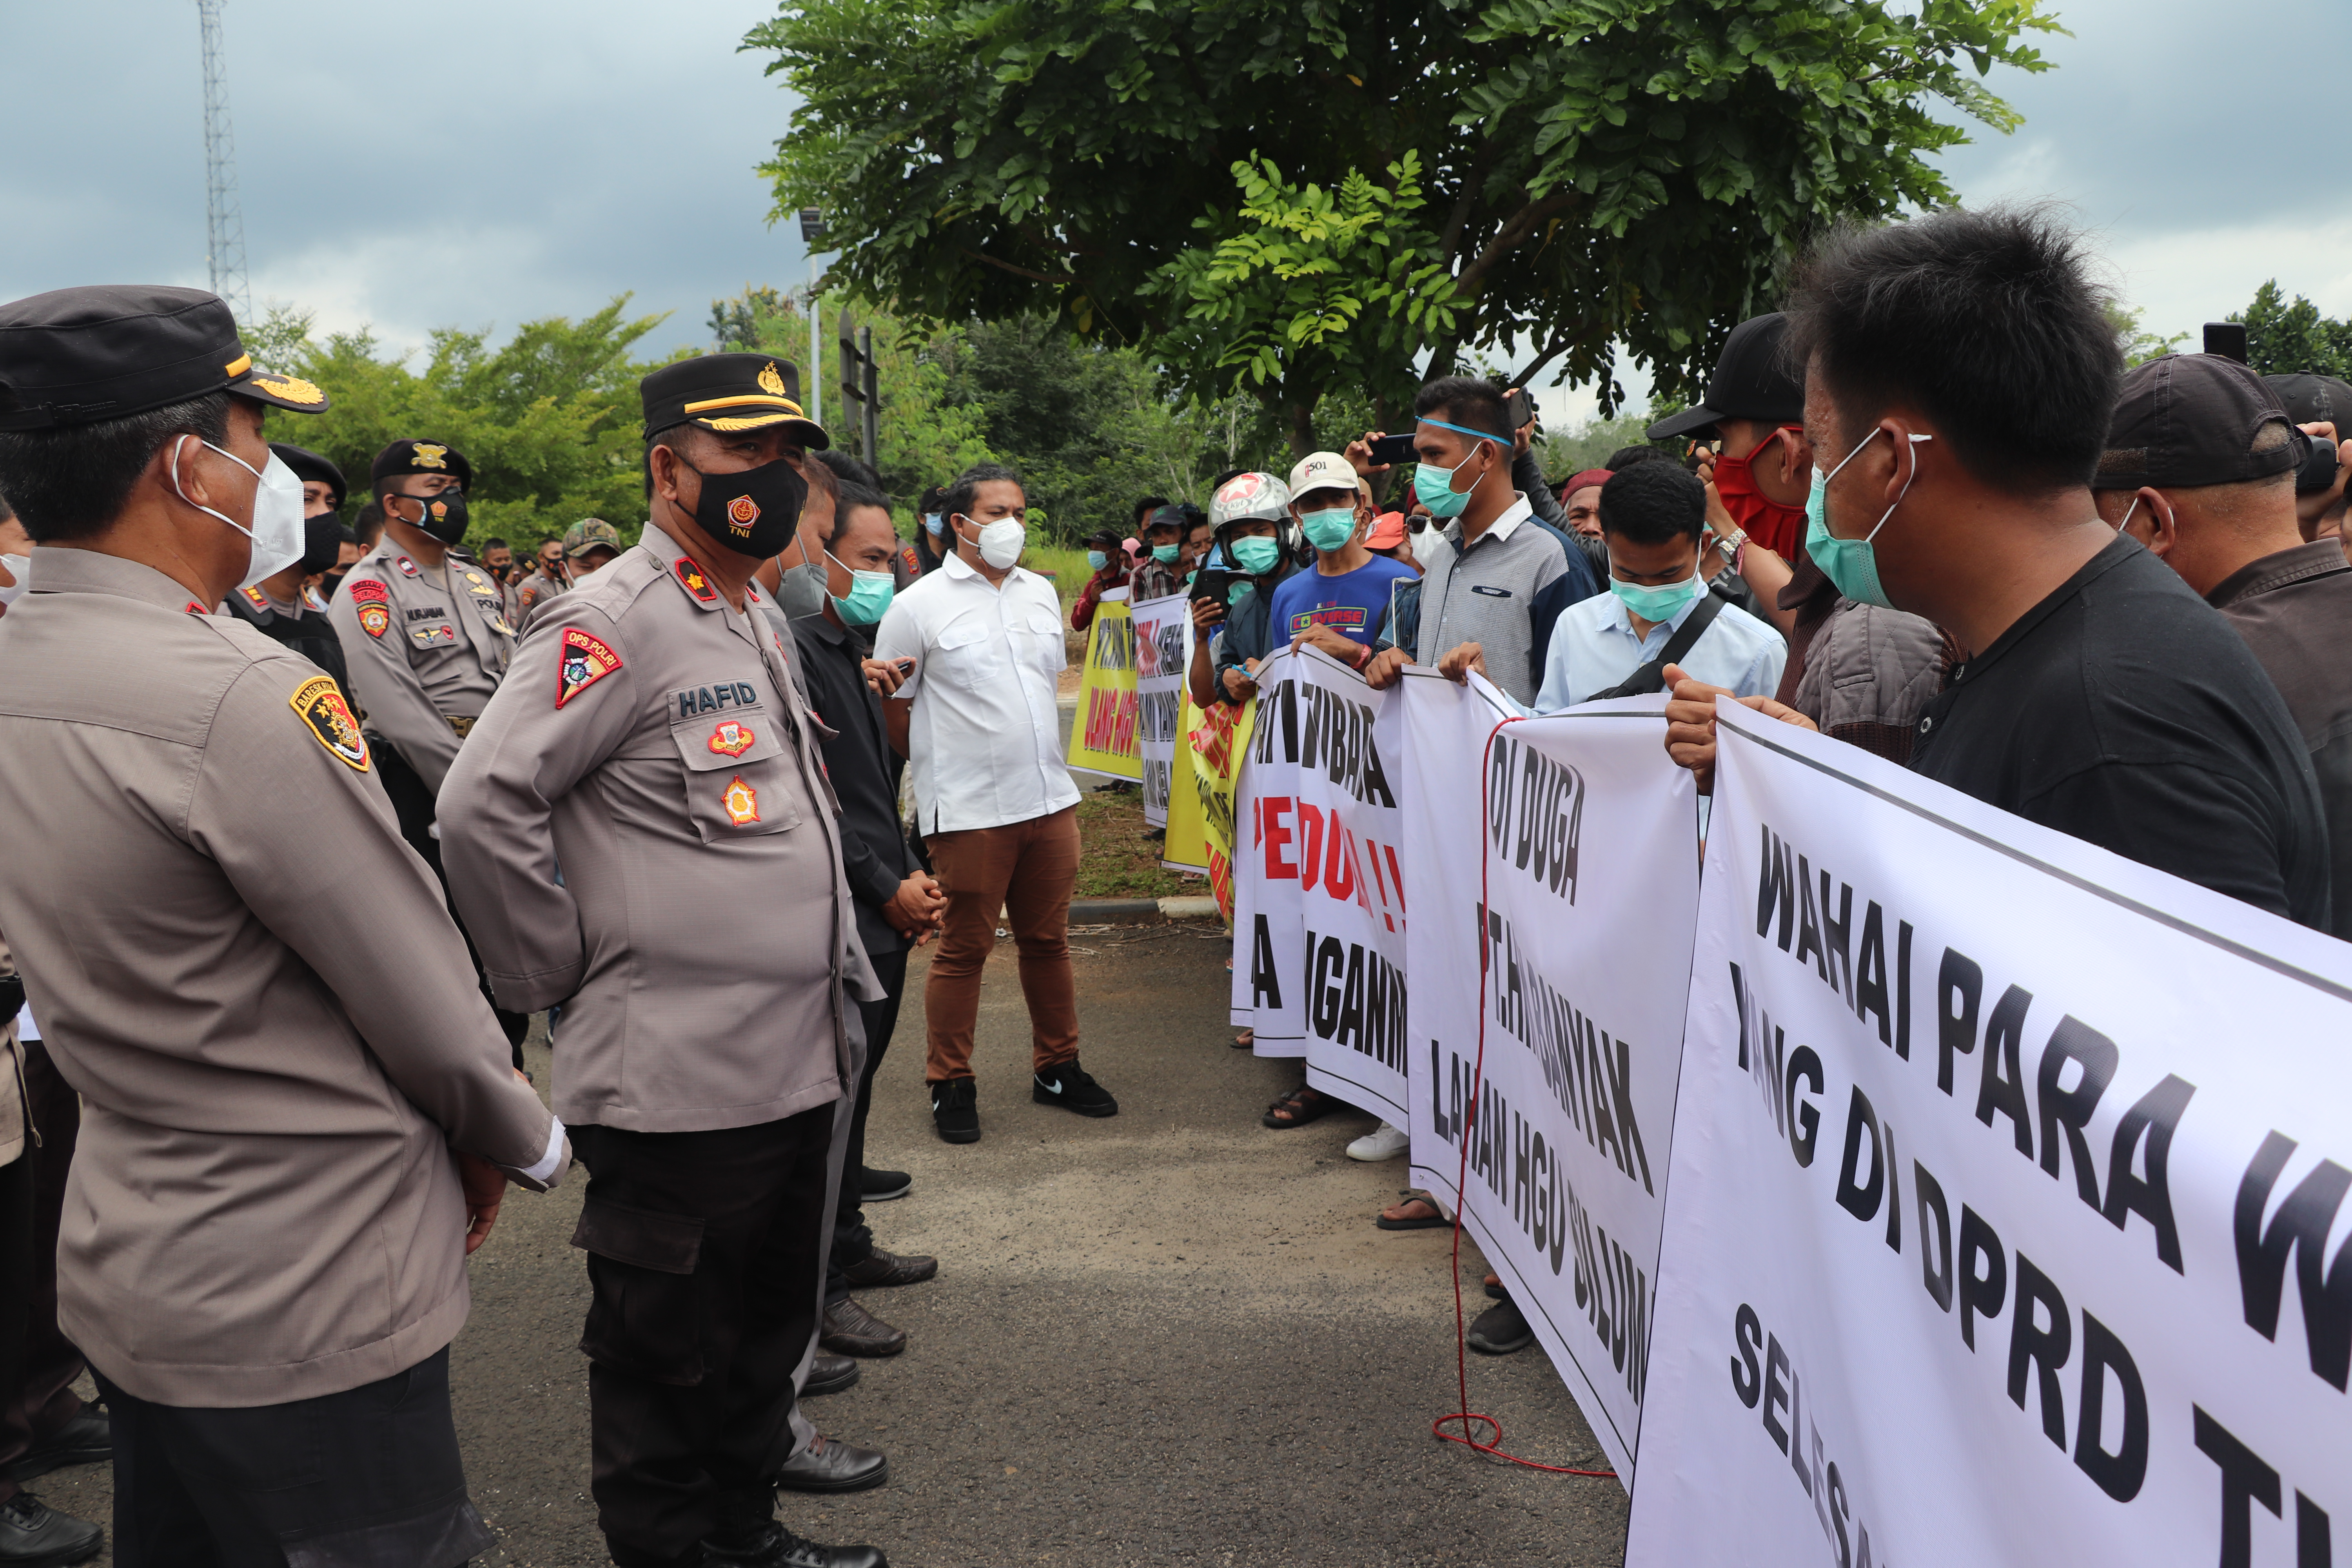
[1287,397,1317,463]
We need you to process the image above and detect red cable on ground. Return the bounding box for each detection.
[1429,713,1617,1481]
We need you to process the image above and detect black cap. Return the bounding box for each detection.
[640,353,828,449]
[1142,505,1189,535]
[2094,354,2301,489]
[1646,312,1804,441]
[0,284,329,431]
[2264,372,2352,437]
[1083,527,1122,550]
[371,438,475,490]
[271,442,347,510]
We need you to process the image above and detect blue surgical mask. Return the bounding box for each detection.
[1229,534,1283,575]
[923,512,945,536]
[1299,508,1357,553]
[1608,564,1705,624]
[1804,429,1932,610]
[825,549,895,626]
[1087,550,1109,572]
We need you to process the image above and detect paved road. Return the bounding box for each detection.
[38,920,1629,1566]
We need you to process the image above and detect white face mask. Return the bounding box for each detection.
[0,555,29,608]
[959,514,1026,570]
[173,437,306,589]
[1409,523,1445,568]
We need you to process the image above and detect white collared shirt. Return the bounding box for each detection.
[1529,583,1787,714]
[873,549,1081,833]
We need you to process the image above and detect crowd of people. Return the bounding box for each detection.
[0,198,2348,1568]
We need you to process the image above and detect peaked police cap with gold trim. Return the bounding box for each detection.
[0,284,330,431]
[640,353,829,450]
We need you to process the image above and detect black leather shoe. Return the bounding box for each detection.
[929,1079,978,1144]
[803,1352,860,1397]
[819,1298,906,1357]
[772,1434,889,1494]
[1032,1057,1118,1117]
[840,1247,937,1289]
[702,1521,887,1568]
[1,1409,110,1483]
[0,1492,103,1566]
[858,1166,911,1202]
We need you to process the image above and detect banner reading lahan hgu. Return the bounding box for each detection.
[1403,671,1702,1488]
[1131,591,1190,829]
[1627,701,2352,1568]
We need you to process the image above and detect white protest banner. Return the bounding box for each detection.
[1627,701,2352,1568]
[1231,649,1305,1057]
[1404,671,1701,1486]
[1289,647,1410,1126]
[1131,591,1189,828]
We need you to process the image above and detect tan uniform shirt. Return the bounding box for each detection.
[327,538,513,792]
[442,525,881,1134]
[0,548,561,1408]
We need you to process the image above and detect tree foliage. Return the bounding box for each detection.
[747,0,2059,450]
[248,297,675,545]
[2231,280,2352,381]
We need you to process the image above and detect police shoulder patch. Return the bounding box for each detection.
[674,557,718,603]
[290,676,370,771]
[347,578,390,604]
[556,626,623,709]
[183,599,209,616]
[396,555,420,577]
[358,602,392,638]
[240,585,269,611]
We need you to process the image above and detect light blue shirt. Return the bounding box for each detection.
[1528,586,1787,715]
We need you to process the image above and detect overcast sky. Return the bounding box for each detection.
[5,0,2345,428]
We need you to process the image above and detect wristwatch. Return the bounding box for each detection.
[1713,526,1749,564]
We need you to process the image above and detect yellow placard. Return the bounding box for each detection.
[1163,691,1255,921]
[1065,596,1142,780]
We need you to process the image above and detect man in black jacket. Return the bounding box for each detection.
[787,484,946,1363]
[219,442,351,688]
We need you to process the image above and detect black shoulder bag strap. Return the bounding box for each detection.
[1592,590,1726,700]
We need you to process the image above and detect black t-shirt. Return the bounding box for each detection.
[1908,535,2331,931]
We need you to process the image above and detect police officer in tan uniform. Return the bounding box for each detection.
[326,437,529,1051]
[0,283,566,1567]
[441,355,890,1568]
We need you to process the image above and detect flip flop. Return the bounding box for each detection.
[1376,1191,1449,1230]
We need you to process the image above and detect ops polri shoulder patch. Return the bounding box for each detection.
[290,675,370,771]
[556,626,623,709]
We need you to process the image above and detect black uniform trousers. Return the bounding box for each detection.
[826,946,907,1305]
[374,743,530,1065]
[0,1040,84,1507]
[94,1347,493,1568]
[570,1105,837,1568]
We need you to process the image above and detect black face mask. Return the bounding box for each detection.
[397,489,468,546]
[301,514,343,576]
[681,456,808,560]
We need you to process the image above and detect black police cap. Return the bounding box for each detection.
[271,442,347,510]
[0,284,328,431]
[1647,312,1805,441]
[641,353,829,449]
[371,438,475,490]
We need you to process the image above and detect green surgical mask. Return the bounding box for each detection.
[1229,535,1283,575]
[1608,566,1704,624]
[826,549,896,626]
[1804,428,1932,610]
[1151,543,1180,564]
[1299,508,1356,553]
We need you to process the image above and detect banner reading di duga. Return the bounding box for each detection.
[1627,701,2352,1568]
[1402,670,1702,1488]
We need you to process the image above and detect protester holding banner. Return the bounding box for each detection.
[875,463,1121,1144]
[1130,504,1189,602]
[1203,470,1298,705]
[1269,452,1414,670]
[1069,526,1128,632]
[1666,205,2330,930]
[2089,351,2352,939]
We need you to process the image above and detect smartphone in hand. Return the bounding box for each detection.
[1367,432,1417,467]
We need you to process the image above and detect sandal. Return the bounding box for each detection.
[1261,1083,1336,1129]
[1376,1190,1449,1230]
[1231,1028,1254,1051]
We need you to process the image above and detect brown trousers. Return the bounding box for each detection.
[924,805,1080,1081]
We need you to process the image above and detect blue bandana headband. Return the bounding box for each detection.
[1418,417,1512,447]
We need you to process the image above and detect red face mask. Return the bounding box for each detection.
[1711,427,1808,558]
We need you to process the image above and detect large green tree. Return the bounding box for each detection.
[748,0,2058,452]
[2231,280,2352,381]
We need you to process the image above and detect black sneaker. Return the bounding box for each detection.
[1466,1295,1536,1356]
[858,1166,912,1202]
[1032,1058,1118,1118]
[0,1492,103,1566]
[929,1078,979,1144]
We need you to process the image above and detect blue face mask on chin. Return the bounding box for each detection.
[1804,428,1933,610]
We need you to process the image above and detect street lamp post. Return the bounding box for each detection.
[797,208,828,426]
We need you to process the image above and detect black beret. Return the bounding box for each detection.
[371,438,475,490]
[641,353,828,449]
[271,442,347,510]
[0,284,328,431]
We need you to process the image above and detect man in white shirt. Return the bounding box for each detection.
[1440,462,1786,710]
[873,463,1118,1144]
